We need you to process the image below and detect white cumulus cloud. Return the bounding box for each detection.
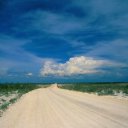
[26,72,33,76]
[40,56,124,76]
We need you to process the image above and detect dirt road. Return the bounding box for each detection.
[0,84,128,128]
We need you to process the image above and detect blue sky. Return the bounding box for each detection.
[0,0,128,83]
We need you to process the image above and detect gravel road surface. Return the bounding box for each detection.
[0,84,128,128]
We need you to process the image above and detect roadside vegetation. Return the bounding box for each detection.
[58,83,128,96]
[0,83,43,117]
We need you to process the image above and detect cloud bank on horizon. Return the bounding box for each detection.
[0,0,128,82]
[41,56,125,76]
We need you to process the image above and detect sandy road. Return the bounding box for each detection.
[0,84,128,128]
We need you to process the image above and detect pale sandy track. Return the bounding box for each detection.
[0,84,128,128]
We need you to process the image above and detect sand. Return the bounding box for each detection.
[0,84,128,128]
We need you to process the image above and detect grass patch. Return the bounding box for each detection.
[0,102,10,111]
[58,83,128,96]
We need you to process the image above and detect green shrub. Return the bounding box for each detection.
[0,102,10,111]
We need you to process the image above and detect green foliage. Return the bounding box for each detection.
[9,97,18,104]
[59,83,128,95]
[0,102,10,111]
[0,83,39,93]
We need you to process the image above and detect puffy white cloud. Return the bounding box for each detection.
[26,72,33,76]
[40,56,124,76]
